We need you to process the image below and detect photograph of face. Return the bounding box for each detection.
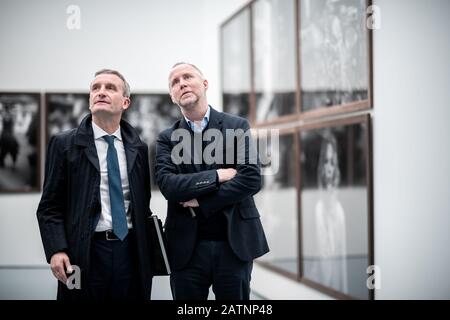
[299,118,370,299]
[0,93,40,192]
[300,0,369,112]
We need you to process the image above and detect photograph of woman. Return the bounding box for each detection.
[314,132,348,293]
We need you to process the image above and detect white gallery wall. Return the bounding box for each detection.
[371,0,450,299]
[0,0,449,299]
[0,0,247,266]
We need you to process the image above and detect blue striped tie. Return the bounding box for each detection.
[103,135,128,241]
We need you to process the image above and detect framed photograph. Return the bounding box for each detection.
[255,129,300,278]
[299,0,372,118]
[252,0,298,124]
[0,92,41,192]
[298,115,373,299]
[45,93,90,144]
[221,6,252,121]
[45,92,180,189]
[122,94,180,189]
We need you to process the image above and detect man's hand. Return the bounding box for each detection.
[180,198,199,207]
[50,252,73,285]
[217,168,237,183]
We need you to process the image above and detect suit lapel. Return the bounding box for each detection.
[120,119,143,175]
[203,107,223,170]
[75,115,100,172]
[177,118,198,173]
[124,144,138,174]
[84,142,100,172]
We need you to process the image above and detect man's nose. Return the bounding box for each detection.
[179,78,188,87]
[98,86,106,96]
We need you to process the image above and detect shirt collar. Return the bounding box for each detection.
[92,121,122,141]
[184,105,211,132]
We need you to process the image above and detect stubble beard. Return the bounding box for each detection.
[178,94,199,111]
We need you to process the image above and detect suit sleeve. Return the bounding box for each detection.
[155,130,219,203]
[36,135,69,263]
[197,119,261,216]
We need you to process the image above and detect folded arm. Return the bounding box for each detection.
[197,120,262,216]
[155,131,219,203]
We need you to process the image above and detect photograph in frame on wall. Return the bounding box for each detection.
[221,7,252,121]
[299,115,372,299]
[254,129,299,277]
[252,0,298,123]
[0,93,40,192]
[122,94,180,189]
[299,0,371,114]
[45,93,90,144]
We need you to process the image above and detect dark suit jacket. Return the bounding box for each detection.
[155,107,269,270]
[36,114,153,300]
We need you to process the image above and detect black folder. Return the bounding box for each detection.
[147,215,171,276]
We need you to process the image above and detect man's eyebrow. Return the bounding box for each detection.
[91,81,117,87]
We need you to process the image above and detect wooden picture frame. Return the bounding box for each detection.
[254,128,300,280]
[221,6,253,122]
[298,115,373,299]
[298,0,373,119]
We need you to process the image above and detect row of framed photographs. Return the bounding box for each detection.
[221,0,373,126]
[0,92,180,193]
[1,91,374,300]
[254,114,373,299]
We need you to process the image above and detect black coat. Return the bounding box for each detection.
[155,107,269,270]
[36,114,153,300]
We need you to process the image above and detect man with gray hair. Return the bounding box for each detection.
[156,62,269,300]
[37,69,154,300]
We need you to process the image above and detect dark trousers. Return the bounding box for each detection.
[170,240,253,300]
[88,231,141,300]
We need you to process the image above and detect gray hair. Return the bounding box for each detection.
[171,62,204,76]
[94,69,131,97]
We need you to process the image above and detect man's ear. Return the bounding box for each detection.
[122,97,131,111]
[203,79,209,90]
[169,92,176,104]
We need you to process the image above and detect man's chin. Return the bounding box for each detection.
[179,98,197,109]
[90,108,116,117]
[179,102,196,110]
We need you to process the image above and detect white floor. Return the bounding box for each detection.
[0,267,264,300]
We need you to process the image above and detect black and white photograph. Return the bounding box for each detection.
[253,0,297,123]
[299,0,370,113]
[45,93,90,144]
[299,115,372,299]
[255,130,299,277]
[0,0,448,302]
[122,94,180,189]
[221,6,252,121]
[0,93,40,192]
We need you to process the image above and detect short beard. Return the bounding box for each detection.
[178,95,198,110]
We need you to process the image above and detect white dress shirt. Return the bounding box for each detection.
[184,105,211,132]
[92,121,132,232]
